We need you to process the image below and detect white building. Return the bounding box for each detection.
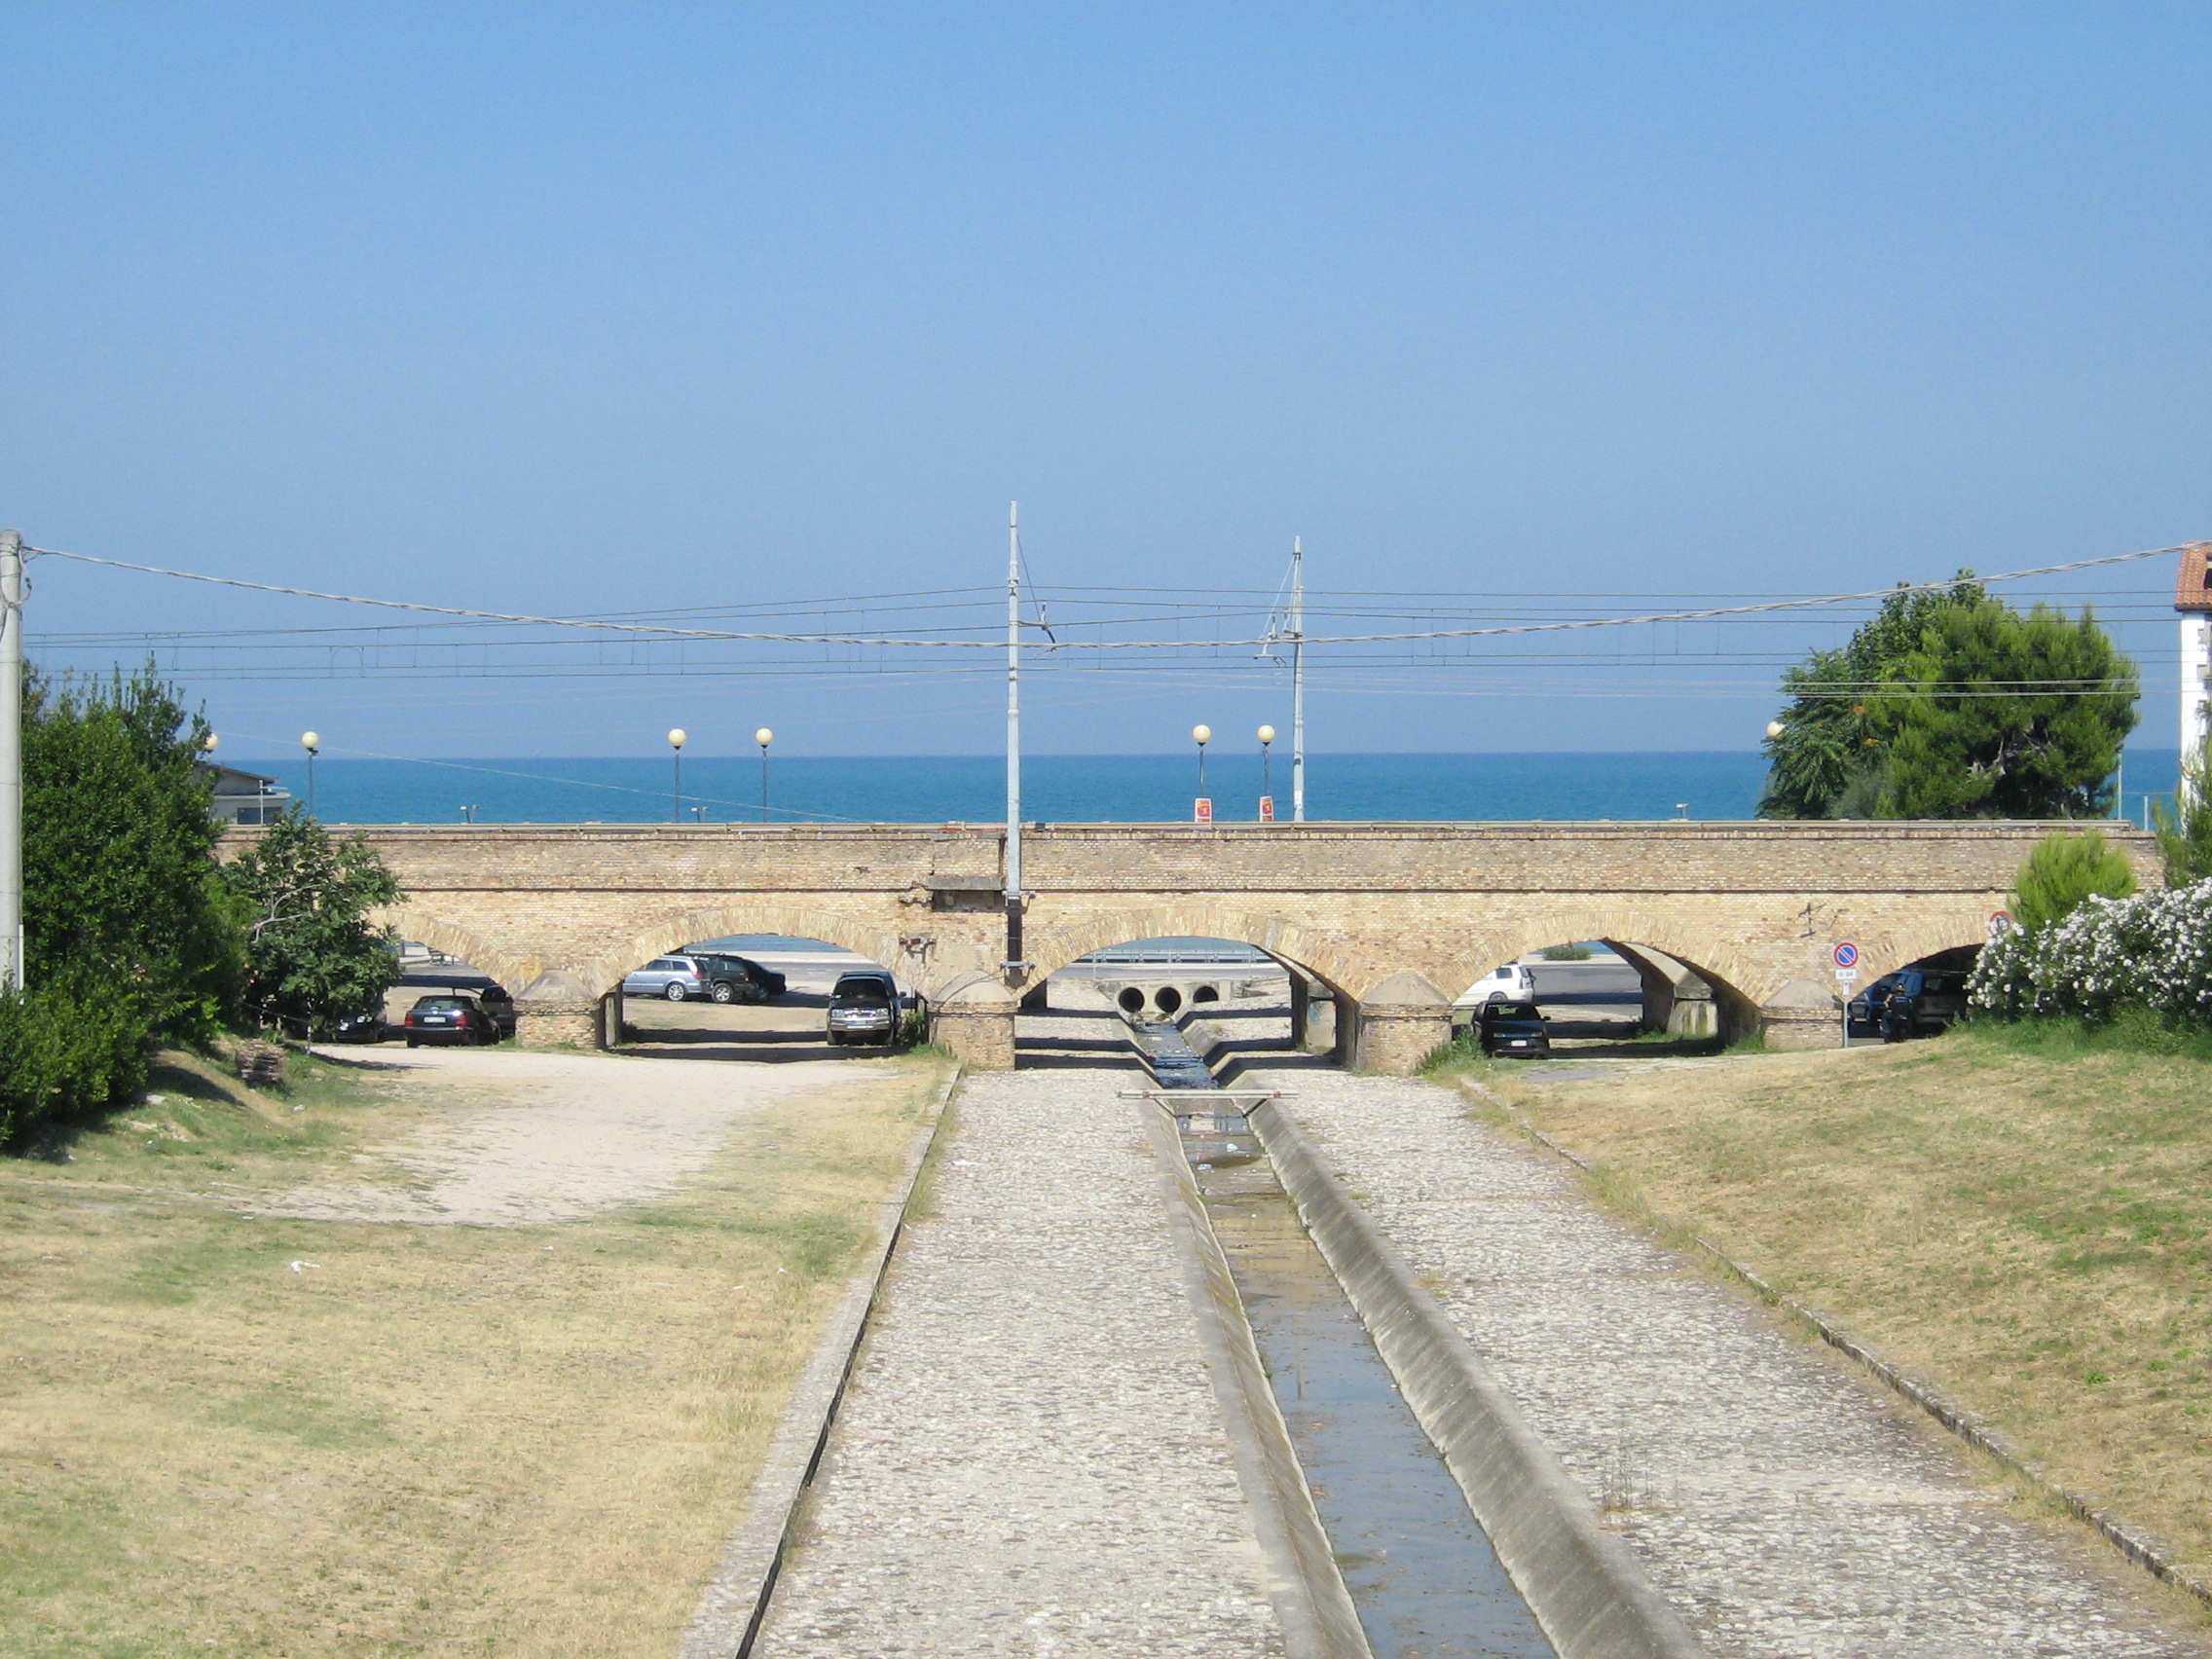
[2180,543,2212,805]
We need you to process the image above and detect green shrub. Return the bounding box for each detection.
[0,986,152,1150]
[2011,829,2137,935]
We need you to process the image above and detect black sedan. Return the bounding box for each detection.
[1477,999,1552,1059]
[402,995,497,1047]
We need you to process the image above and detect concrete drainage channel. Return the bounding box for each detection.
[1130,1019,1563,1658]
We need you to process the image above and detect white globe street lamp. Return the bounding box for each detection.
[202,731,219,755]
[1765,719,1787,740]
[300,731,320,817]
[1257,724,1276,816]
[667,727,687,824]
[1192,723,1211,795]
[755,727,775,824]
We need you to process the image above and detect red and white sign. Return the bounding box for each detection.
[1194,796,1213,824]
[1258,794,1275,823]
[1988,909,2013,940]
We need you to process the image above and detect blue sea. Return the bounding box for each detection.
[231,749,2187,828]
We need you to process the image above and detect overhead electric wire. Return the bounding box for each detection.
[25,539,2194,651]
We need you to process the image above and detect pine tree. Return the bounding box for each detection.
[1877,600,2136,819]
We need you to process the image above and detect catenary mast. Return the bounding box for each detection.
[1290,535,1306,823]
[1005,501,1024,969]
[0,530,21,988]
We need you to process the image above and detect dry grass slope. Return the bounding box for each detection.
[0,1046,942,1656]
[1477,1031,2212,1582]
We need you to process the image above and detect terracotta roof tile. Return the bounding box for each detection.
[2178,543,2212,613]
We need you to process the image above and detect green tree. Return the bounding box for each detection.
[1758,575,1984,818]
[225,808,402,1037]
[2011,829,2137,934]
[21,666,242,1043]
[1876,600,2136,819]
[2150,737,2212,884]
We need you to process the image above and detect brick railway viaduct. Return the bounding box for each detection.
[226,820,2161,1072]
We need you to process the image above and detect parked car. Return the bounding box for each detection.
[331,1006,387,1044]
[686,952,786,1005]
[827,969,901,1047]
[403,994,496,1047]
[1476,962,1539,1006]
[476,983,517,1040]
[1477,999,1552,1058]
[737,956,786,999]
[622,956,711,1002]
[1846,968,1969,1040]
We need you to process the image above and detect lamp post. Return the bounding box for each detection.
[1192,723,1211,793]
[667,728,686,824]
[1257,724,1275,821]
[756,727,774,825]
[460,803,477,824]
[301,731,319,817]
[1675,801,1689,821]
[1765,719,1786,741]
[202,731,219,756]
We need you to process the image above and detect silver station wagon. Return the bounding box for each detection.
[622,956,710,1001]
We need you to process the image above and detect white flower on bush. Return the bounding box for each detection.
[1968,878,2212,1026]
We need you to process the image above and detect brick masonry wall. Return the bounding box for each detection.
[223,821,2159,1025]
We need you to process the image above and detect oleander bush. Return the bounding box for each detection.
[1968,878,2212,1030]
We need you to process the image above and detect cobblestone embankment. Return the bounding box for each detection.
[754,1062,1287,1657]
[1250,1063,2206,1657]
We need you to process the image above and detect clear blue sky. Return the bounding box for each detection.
[6,4,2206,759]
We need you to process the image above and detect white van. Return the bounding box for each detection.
[1476,962,1537,1005]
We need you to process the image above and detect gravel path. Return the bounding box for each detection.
[260,1046,904,1226]
[754,1058,1287,1658]
[1247,1062,2205,1656]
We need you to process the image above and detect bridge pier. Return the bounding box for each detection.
[1346,972,1456,1074]
[1612,943,1718,1038]
[510,972,602,1049]
[1754,979,1845,1051]
[594,987,624,1050]
[932,979,1019,1071]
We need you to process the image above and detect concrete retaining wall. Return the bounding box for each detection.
[1247,1099,1704,1658]
[1137,1104,1372,1659]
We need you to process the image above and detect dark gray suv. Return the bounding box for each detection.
[827,970,901,1047]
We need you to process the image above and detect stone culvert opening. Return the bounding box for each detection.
[1156,986,1184,1015]
[1192,984,1219,1004]
[1118,986,1146,1014]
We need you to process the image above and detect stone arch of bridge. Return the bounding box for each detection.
[589,902,909,999]
[377,907,542,996]
[1022,905,1360,1003]
[1848,902,1995,984]
[1433,905,1773,1020]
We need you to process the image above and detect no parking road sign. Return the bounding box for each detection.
[1832,941,1860,970]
